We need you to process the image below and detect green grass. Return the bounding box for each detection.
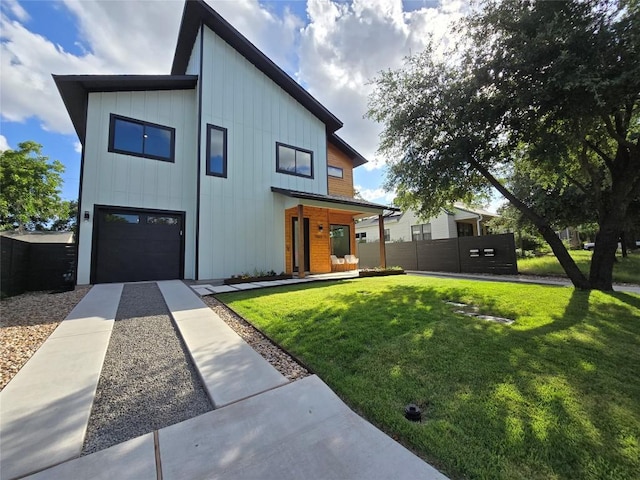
[517,250,640,284]
[219,276,640,480]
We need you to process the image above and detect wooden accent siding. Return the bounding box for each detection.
[284,206,356,274]
[327,143,354,197]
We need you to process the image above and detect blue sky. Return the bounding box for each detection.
[0,0,465,204]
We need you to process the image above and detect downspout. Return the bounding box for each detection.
[476,214,483,236]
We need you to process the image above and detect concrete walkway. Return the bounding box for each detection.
[1,280,447,480]
[190,270,359,296]
[407,270,640,294]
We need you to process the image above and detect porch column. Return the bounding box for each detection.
[378,214,386,268]
[297,203,305,278]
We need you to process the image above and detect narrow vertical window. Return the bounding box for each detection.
[206,124,227,177]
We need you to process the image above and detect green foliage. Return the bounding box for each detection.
[0,141,68,231]
[367,0,640,290]
[221,277,640,479]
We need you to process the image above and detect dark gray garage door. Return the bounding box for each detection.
[93,207,184,284]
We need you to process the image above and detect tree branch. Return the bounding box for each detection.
[584,139,614,171]
[564,173,589,195]
[601,114,635,149]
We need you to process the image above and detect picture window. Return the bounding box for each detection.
[108,114,175,162]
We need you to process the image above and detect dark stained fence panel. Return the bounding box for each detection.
[458,234,517,274]
[1,236,29,297]
[1,236,76,298]
[386,242,418,270]
[416,238,460,272]
[355,242,381,269]
[355,233,517,275]
[28,244,76,291]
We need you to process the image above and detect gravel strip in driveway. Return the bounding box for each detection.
[82,282,213,455]
[0,286,92,391]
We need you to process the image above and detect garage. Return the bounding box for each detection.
[92,207,184,284]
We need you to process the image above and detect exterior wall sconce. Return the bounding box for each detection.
[84,211,90,221]
[318,224,324,232]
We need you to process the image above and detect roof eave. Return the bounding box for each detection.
[171,0,343,132]
[328,133,368,168]
[53,74,198,144]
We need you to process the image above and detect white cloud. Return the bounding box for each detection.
[73,140,82,153]
[0,134,10,152]
[1,0,465,171]
[0,0,302,136]
[356,185,396,204]
[298,0,466,170]
[0,0,29,22]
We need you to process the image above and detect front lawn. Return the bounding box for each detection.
[218,276,640,480]
[518,250,640,284]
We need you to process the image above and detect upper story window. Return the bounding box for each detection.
[108,114,175,162]
[411,223,432,241]
[276,142,313,178]
[206,124,227,177]
[328,165,343,178]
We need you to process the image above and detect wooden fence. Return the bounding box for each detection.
[357,233,518,275]
[1,236,76,297]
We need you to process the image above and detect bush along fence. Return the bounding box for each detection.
[357,233,518,275]
[1,236,76,298]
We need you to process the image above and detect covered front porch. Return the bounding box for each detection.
[272,187,397,278]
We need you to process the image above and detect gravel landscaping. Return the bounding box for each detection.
[202,296,310,381]
[82,283,212,455]
[0,286,92,391]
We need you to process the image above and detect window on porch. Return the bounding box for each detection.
[330,224,350,257]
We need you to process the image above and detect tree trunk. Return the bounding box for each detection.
[589,216,625,291]
[536,224,591,290]
[470,158,591,289]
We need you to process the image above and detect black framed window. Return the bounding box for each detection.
[457,222,474,237]
[276,142,313,178]
[411,223,432,241]
[384,229,391,242]
[108,114,175,162]
[206,124,227,177]
[328,165,343,178]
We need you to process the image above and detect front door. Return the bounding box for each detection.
[292,217,310,272]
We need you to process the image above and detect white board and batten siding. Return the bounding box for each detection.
[77,89,198,284]
[356,210,457,243]
[196,26,328,280]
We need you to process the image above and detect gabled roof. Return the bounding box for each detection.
[171,0,343,133]
[328,133,367,168]
[53,75,198,144]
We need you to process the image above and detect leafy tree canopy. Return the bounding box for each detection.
[0,141,69,231]
[368,0,640,290]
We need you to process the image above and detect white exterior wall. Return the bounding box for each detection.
[356,210,458,242]
[78,89,198,284]
[197,27,328,279]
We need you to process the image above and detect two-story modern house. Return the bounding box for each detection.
[54,0,393,285]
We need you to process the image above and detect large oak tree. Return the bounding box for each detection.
[368,0,640,291]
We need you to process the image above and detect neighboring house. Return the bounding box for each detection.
[355,204,498,243]
[0,231,74,244]
[54,0,393,285]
